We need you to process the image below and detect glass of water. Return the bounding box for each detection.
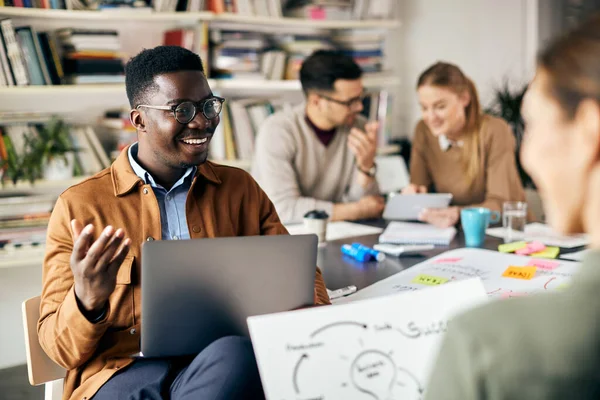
[503,201,528,242]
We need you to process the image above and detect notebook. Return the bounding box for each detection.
[378,221,457,245]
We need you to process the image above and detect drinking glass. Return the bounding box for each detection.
[503,201,527,242]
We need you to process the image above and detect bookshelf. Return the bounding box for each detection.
[0,8,401,29]
[0,6,402,270]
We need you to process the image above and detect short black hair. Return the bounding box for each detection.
[125,46,205,107]
[299,49,362,94]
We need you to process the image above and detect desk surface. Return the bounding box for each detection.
[318,220,512,291]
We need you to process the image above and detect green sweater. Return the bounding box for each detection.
[424,250,600,399]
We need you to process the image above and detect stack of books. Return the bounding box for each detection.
[57,28,125,84]
[332,29,385,73]
[210,29,269,80]
[0,193,56,249]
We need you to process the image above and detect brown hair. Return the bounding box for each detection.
[539,14,600,119]
[417,62,483,185]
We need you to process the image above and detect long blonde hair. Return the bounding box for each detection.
[417,62,483,185]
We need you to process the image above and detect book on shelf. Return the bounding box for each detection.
[209,95,291,162]
[0,193,56,248]
[0,0,395,19]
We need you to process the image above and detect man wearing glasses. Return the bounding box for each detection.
[252,49,384,223]
[38,46,329,400]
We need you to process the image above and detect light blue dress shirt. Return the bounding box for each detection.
[128,143,196,240]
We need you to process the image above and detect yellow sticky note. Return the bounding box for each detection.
[530,246,560,259]
[502,266,537,280]
[498,241,527,253]
[412,274,449,286]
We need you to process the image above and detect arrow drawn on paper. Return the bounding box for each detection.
[310,321,368,338]
[293,353,308,394]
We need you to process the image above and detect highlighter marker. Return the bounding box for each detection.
[341,244,372,262]
[351,243,386,262]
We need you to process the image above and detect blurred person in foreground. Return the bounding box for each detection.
[424,14,600,399]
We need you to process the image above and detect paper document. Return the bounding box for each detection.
[335,248,581,304]
[284,221,383,241]
[560,249,591,261]
[379,221,456,245]
[248,279,488,400]
[486,223,588,248]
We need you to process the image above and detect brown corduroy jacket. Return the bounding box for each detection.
[38,146,330,400]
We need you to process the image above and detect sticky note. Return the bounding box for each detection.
[502,266,537,280]
[433,257,462,264]
[528,259,559,270]
[498,241,527,253]
[411,274,449,286]
[530,246,560,259]
[515,241,546,255]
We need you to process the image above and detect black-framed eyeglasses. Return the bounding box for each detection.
[319,92,366,108]
[136,96,225,124]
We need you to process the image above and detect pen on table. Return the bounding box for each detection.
[327,285,357,300]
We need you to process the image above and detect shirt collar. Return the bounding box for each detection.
[127,142,196,190]
[438,134,464,152]
[111,143,221,196]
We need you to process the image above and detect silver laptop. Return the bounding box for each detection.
[383,193,453,220]
[141,234,317,358]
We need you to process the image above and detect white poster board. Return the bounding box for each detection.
[336,248,581,304]
[248,279,487,400]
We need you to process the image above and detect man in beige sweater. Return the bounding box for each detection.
[252,50,384,223]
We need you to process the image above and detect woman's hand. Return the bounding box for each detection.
[402,184,428,194]
[419,207,460,228]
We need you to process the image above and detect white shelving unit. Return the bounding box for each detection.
[0,74,400,113]
[0,7,401,28]
[0,7,401,269]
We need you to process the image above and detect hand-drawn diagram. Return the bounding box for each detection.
[287,321,427,400]
[248,279,488,400]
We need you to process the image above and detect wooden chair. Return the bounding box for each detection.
[22,296,65,400]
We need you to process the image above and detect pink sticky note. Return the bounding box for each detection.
[515,241,546,255]
[309,6,326,19]
[434,257,462,264]
[528,259,560,270]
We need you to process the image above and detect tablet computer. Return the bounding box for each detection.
[383,193,453,221]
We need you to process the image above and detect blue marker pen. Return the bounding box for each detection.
[341,244,372,262]
[351,243,386,262]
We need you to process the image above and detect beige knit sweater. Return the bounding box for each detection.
[252,103,380,223]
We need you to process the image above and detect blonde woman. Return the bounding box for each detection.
[404,62,526,228]
[425,15,600,399]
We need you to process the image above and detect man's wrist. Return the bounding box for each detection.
[75,294,108,323]
[357,162,377,178]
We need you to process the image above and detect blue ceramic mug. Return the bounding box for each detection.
[460,207,501,247]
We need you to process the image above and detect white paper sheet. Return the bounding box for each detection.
[560,249,591,261]
[486,222,588,248]
[335,248,581,304]
[284,221,383,242]
[248,279,488,400]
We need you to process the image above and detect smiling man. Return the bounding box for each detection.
[38,46,329,400]
[251,50,384,224]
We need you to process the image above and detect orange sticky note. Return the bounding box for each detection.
[502,266,537,280]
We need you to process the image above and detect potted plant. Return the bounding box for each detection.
[1,117,78,185]
[485,81,534,188]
